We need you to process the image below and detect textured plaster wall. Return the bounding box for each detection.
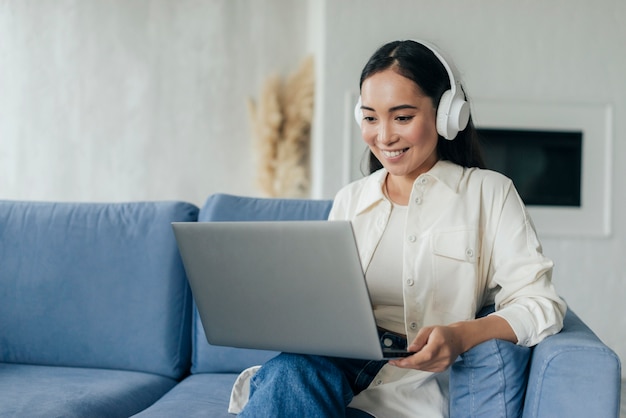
[0,0,307,205]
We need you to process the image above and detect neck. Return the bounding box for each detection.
[384,175,413,206]
[384,157,439,205]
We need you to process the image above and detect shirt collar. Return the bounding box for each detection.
[354,160,465,215]
[427,159,464,192]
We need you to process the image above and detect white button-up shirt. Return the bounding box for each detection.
[330,160,567,417]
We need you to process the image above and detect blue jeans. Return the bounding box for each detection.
[240,307,531,417]
[239,330,406,417]
[239,353,384,417]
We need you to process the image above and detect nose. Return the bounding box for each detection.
[376,121,397,146]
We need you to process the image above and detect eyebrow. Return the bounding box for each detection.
[361,104,418,112]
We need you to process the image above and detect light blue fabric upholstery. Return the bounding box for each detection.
[0,200,199,417]
[133,373,376,418]
[0,363,176,418]
[198,192,334,223]
[132,373,238,417]
[522,309,622,418]
[450,304,531,417]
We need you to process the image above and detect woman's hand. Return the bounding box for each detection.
[389,315,518,372]
[388,325,464,372]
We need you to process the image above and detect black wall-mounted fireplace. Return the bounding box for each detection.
[477,128,583,207]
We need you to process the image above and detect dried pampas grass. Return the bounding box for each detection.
[248,56,314,198]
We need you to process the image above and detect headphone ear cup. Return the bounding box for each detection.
[436,90,454,139]
[354,96,363,127]
[436,89,469,140]
[450,96,470,133]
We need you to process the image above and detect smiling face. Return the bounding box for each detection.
[360,68,439,186]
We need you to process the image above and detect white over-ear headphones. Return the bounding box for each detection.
[354,40,470,140]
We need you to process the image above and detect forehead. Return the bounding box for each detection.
[361,69,426,103]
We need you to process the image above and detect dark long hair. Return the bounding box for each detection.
[359,40,485,174]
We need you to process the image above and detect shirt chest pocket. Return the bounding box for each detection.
[431,228,479,319]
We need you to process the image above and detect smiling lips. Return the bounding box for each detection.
[381,148,409,159]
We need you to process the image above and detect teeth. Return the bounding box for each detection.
[382,149,406,158]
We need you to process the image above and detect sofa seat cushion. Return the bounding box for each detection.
[131,373,375,418]
[0,363,177,418]
[131,373,238,418]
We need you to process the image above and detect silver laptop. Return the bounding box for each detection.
[172,220,410,360]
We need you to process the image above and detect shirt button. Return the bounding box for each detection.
[406,278,414,286]
[414,197,422,205]
[409,322,418,330]
[466,248,474,258]
[408,235,416,243]
[375,379,383,385]
[419,177,428,185]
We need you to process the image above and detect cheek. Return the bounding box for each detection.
[410,121,438,145]
[361,125,377,146]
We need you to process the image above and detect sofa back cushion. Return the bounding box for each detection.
[191,193,333,373]
[0,200,198,379]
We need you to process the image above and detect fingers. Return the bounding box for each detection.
[388,326,461,372]
[389,348,449,372]
[407,326,433,353]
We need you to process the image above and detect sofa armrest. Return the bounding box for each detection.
[523,309,621,418]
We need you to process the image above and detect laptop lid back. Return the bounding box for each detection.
[172,220,385,360]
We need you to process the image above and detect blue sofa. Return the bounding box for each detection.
[0,194,621,417]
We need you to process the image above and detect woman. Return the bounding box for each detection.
[235,39,566,417]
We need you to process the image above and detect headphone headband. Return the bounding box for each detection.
[355,39,470,140]
[416,40,459,92]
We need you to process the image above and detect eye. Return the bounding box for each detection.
[363,115,377,123]
[396,115,414,122]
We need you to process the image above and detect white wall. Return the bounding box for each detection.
[0,0,307,205]
[2,0,624,375]
[310,0,626,375]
